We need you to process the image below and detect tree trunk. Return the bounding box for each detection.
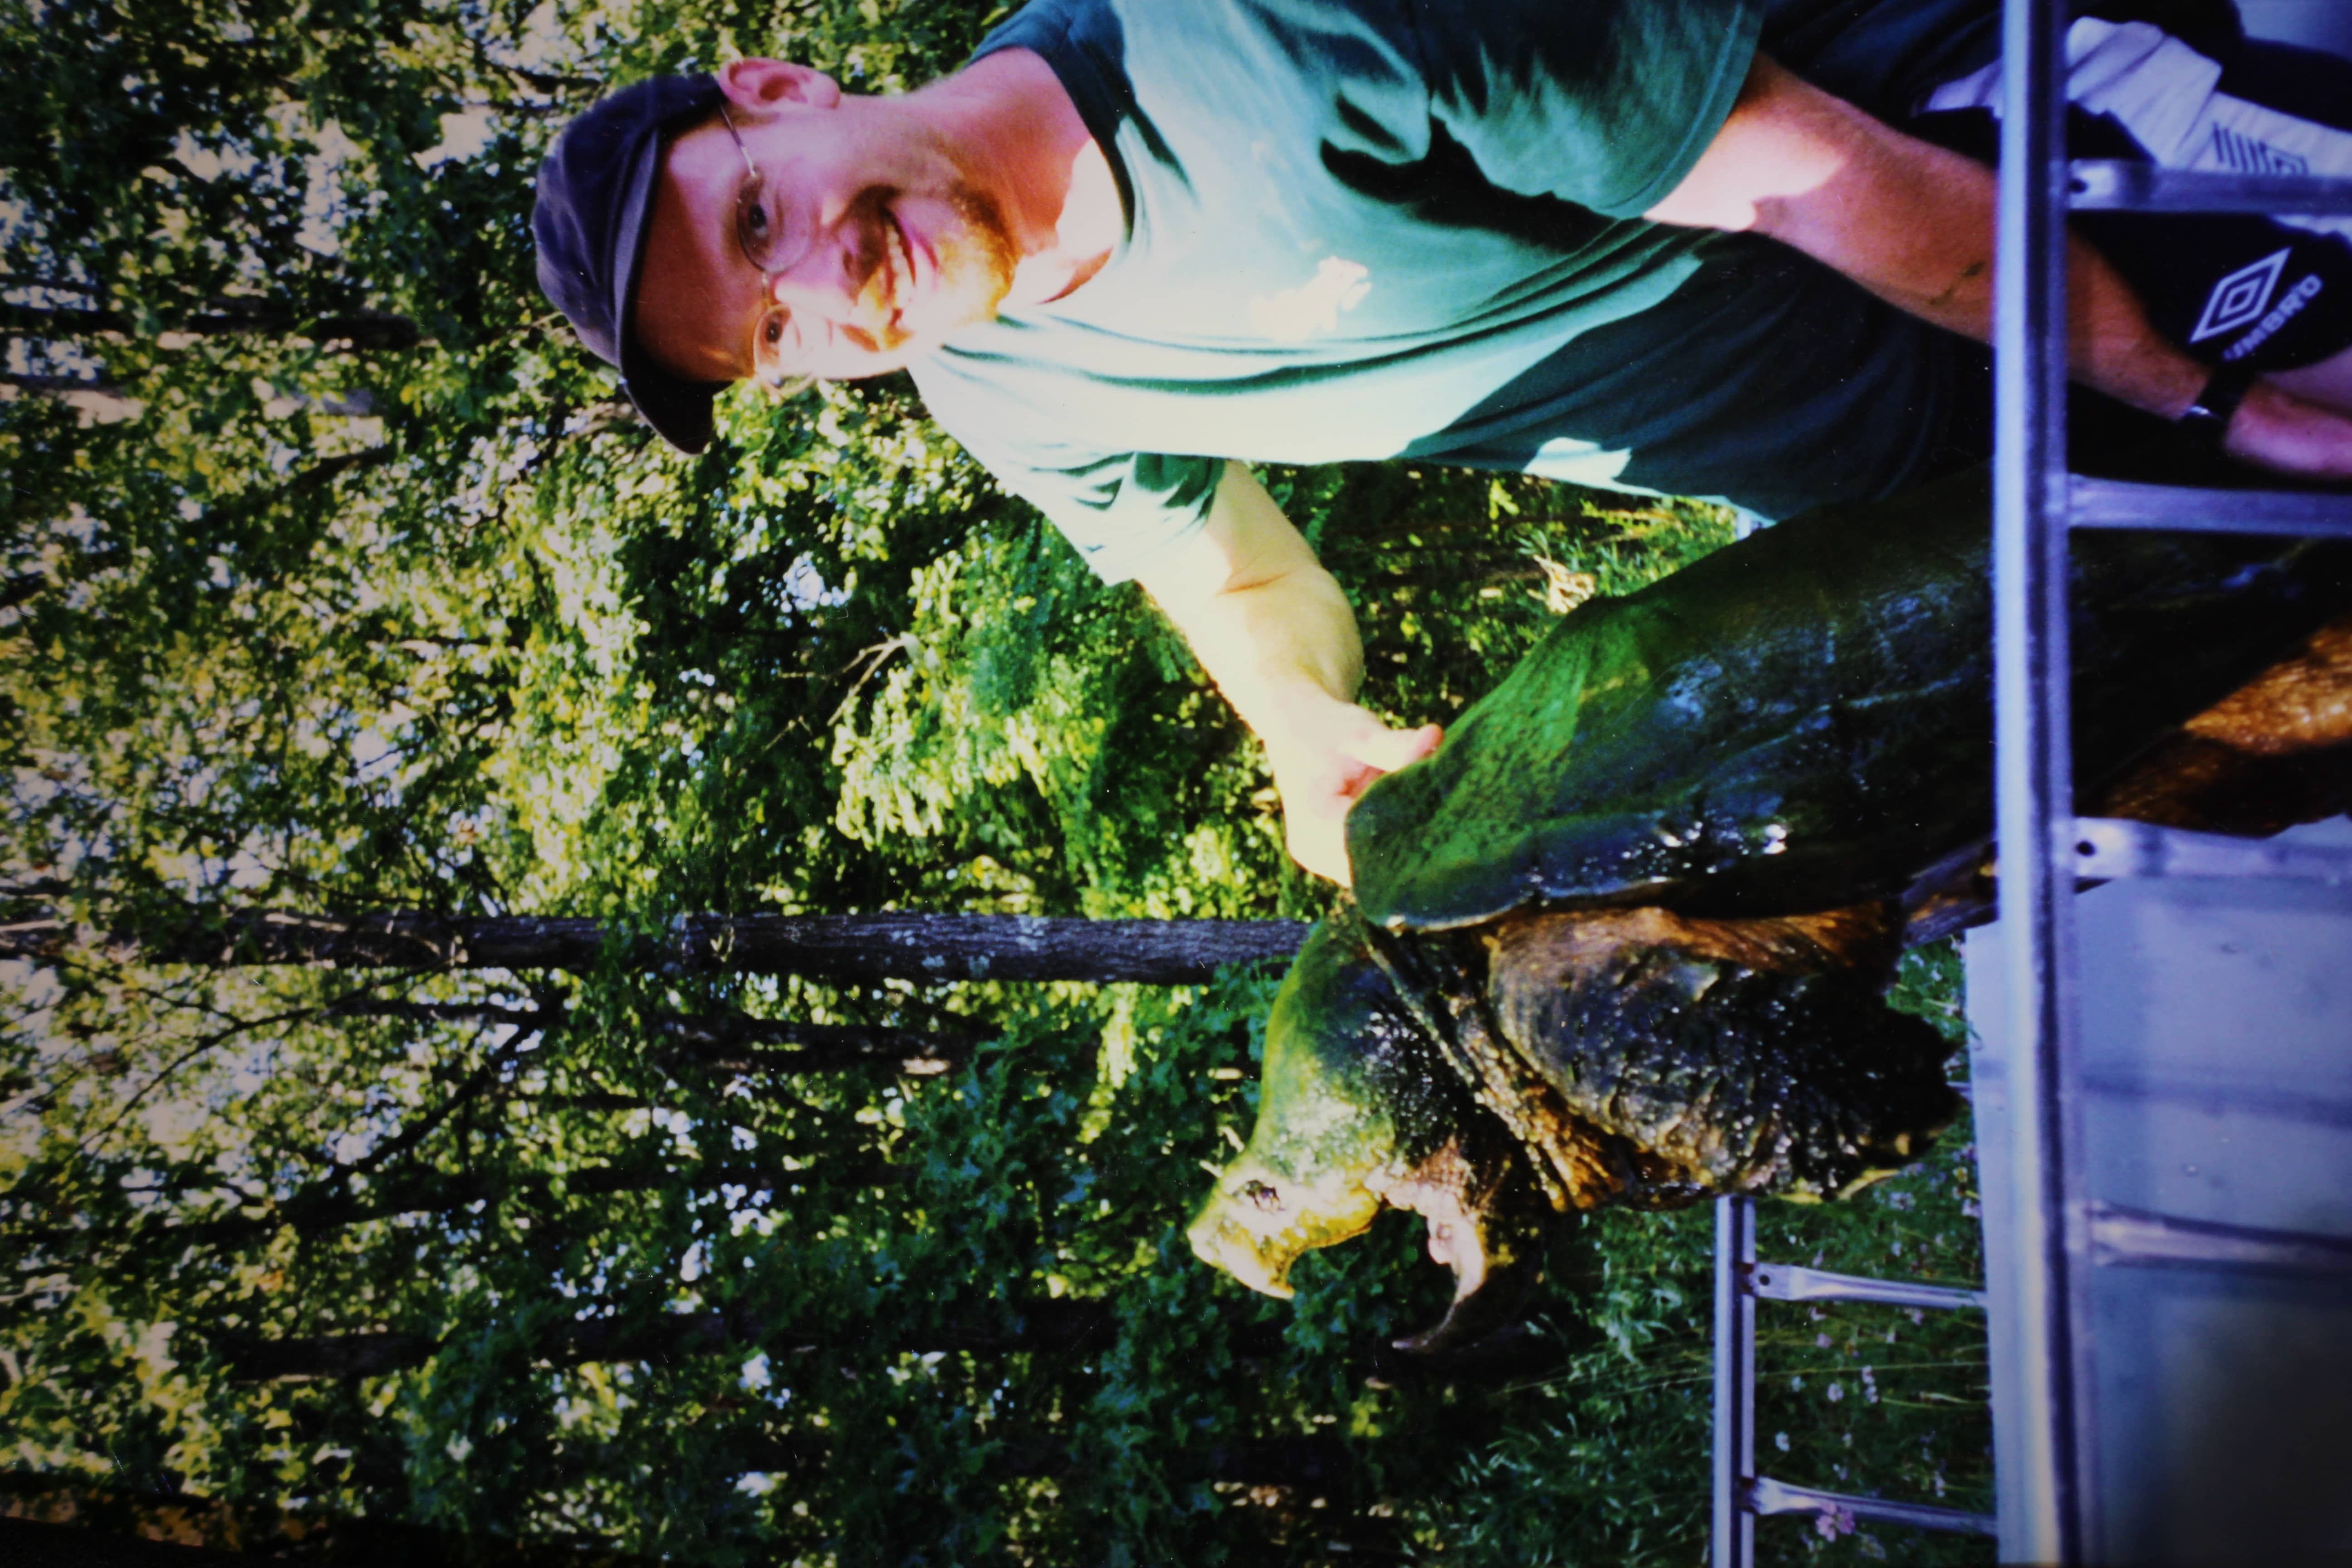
[2,304,420,351]
[220,1298,1117,1382]
[7,907,1310,985]
[20,1159,901,1257]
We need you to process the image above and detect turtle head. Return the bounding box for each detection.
[1187,915,1406,1298]
[1188,909,1548,1350]
[1187,1134,1548,1355]
[1186,1152,1387,1300]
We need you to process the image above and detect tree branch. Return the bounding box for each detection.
[6,906,1309,985]
[322,998,975,1073]
[1,372,126,397]
[204,445,395,523]
[15,1157,901,1256]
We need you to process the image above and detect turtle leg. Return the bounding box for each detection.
[2095,614,2352,834]
[1472,905,1965,1204]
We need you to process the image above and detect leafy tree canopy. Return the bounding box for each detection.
[1,0,1989,1561]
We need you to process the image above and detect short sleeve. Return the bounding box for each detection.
[1409,0,1764,218]
[996,448,1225,585]
[916,368,1225,583]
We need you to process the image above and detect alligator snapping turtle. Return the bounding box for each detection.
[1189,467,2352,1351]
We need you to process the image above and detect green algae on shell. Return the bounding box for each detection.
[1347,466,2352,933]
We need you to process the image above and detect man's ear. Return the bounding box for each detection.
[716,58,842,115]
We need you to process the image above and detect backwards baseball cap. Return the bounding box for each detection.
[534,73,730,453]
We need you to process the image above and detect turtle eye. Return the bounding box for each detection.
[1240,1179,1283,1212]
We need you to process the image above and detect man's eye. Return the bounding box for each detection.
[740,187,778,266]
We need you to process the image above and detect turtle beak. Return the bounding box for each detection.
[1186,1208,1300,1300]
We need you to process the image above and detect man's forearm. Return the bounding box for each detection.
[1755,125,2204,419]
[1133,461,1441,883]
[1651,54,2205,420]
[1139,463,1367,762]
[1180,568,1368,764]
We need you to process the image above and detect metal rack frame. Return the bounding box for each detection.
[1711,4,2352,1561]
[1712,1196,1998,1567]
[1985,3,2352,1560]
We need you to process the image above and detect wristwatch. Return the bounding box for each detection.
[2178,361,2259,449]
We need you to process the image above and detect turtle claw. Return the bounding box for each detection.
[1384,1161,1550,1355]
[1392,1237,1541,1354]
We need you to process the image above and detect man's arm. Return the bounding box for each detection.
[1132,461,1441,885]
[1644,54,2352,480]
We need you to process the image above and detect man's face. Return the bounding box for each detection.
[632,60,1019,388]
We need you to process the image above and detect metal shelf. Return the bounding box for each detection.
[2067,480,2352,536]
[1749,1260,1987,1313]
[1748,1475,1999,1539]
[2072,818,2352,885]
[1943,5,2352,1561]
[1711,1197,1994,1567]
[2069,160,2352,216]
[1711,7,2352,1562]
[2088,1204,2352,1276]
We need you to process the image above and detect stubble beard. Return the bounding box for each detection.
[955,183,1021,319]
[890,182,1019,352]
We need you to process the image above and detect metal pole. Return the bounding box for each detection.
[1992,0,2095,1559]
[1712,1195,1757,1568]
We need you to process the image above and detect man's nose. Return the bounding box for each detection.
[766,237,856,312]
[764,188,867,297]
[768,234,879,326]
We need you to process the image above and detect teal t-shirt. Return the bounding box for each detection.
[913,0,1979,583]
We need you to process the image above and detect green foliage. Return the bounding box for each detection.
[0,0,1985,1560]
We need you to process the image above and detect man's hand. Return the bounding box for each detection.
[1134,461,1441,884]
[2227,381,2352,483]
[1263,696,1444,885]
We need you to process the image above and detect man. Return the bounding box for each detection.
[533,0,2352,883]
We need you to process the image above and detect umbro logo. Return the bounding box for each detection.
[2210,124,2309,176]
[2190,249,2291,344]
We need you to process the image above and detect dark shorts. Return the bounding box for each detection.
[1910,38,2352,376]
[1901,35,2352,480]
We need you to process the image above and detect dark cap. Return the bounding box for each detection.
[534,74,730,453]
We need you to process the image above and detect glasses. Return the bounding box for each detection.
[716,101,816,392]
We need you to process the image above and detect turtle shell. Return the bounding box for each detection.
[1348,466,2352,932]
[1195,462,2352,1351]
